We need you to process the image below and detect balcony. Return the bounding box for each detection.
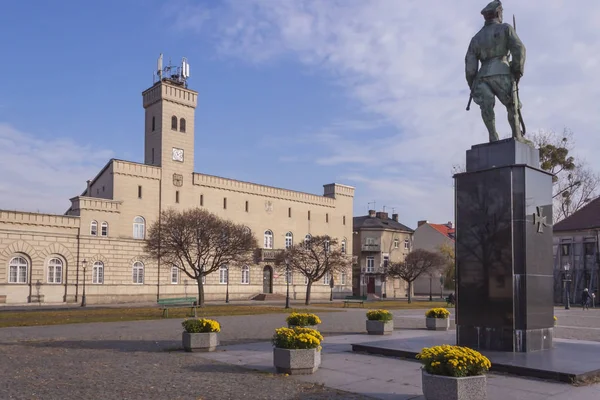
[361,243,380,252]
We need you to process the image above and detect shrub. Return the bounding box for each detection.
[286,312,322,327]
[182,318,221,333]
[366,309,393,322]
[272,327,323,350]
[425,308,450,319]
[417,345,491,377]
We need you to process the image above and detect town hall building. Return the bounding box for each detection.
[0,57,355,305]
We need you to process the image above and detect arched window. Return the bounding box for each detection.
[152,116,156,131]
[47,258,63,284]
[179,118,186,133]
[9,256,28,284]
[285,232,293,249]
[264,230,273,249]
[171,266,179,284]
[133,216,145,239]
[219,265,228,284]
[132,261,144,284]
[304,234,312,248]
[341,239,347,255]
[241,265,249,284]
[90,220,98,236]
[101,222,108,237]
[92,261,104,284]
[171,115,178,130]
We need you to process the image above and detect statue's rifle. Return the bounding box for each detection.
[512,14,526,136]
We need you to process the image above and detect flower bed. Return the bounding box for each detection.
[425,308,450,319]
[366,309,393,322]
[286,312,322,328]
[182,318,221,333]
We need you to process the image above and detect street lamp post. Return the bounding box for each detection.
[225,266,230,304]
[81,259,87,307]
[429,274,433,301]
[439,276,444,300]
[285,259,291,309]
[564,263,571,310]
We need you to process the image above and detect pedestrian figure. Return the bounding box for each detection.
[582,288,591,310]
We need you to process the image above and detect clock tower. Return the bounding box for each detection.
[142,55,197,207]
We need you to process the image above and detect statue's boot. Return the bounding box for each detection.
[481,106,499,142]
[507,108,532,145]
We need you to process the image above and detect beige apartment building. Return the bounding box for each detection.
[0,60,354,305]
[352,210,413,298]
[412,220,455,296]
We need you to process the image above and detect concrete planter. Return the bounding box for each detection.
[422,369,487,400]
[182,331,219,352]
[426,317,450,331]
[366,320,394,335]
[273,347,321,375]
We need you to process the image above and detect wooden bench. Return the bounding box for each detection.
[343,295,367,307]
[157,297,197,318]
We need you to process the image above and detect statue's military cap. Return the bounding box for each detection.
[481,1,503,16]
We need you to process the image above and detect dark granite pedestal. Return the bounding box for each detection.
[454,138,554,352]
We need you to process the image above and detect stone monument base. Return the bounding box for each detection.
[457,326,553,352]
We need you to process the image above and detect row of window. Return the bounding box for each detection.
[189,265,347,286]
[89,216,146,239]
[8,256,346,286]
[151,116,186,133]
[263,231,346,254]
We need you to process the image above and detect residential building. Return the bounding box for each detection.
[412,220,455,296]
[553,197,600,305]
[0,57,354,305]
[352,210,413,298]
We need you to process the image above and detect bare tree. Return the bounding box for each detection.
[386,249,445,303]
[145,208,257,307]
[531,129,599,222]
[437,243,455,290]
[276,236,351,305]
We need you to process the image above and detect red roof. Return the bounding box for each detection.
[429,224,455,240]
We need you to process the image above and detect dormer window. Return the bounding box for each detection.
[171,116,178,131]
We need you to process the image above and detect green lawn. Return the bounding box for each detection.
[311,300,450,310]
[0,305,336,328]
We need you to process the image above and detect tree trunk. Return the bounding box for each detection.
[305,281,313,305]
[407,281,413,304]
[196,276,205,308]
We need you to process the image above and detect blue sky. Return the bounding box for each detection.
[1,1,600,227]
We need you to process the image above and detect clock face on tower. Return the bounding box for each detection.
[172,148,184,162]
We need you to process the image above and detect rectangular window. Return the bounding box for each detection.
[561,244,571,256]
[323,272,330,285]
[138,185,142,199]
[245,200,249,212]
[366,237,375,245]
[341,271,347,285]
[343,216,346,225]
[404,239,410,250]
[366,257,375,273]
[383,255,389,273]
[288,207,292,218]
[200,194,204,206]
[394,239,399,249]
[241,267,249,284]
[308,210,311,221]
[326,213,329,223]
[171,267,179,284]
[341,240,346,254]
[176,191,180,203]
[223,197,227,209]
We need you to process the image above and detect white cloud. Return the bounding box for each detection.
[174,0,600,223]
[0,124,113,214]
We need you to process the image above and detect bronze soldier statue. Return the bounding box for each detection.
[465,1,526,142]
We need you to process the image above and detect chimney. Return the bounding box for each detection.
[417,220,429,227]
[392,213,399,222]
[447,221,454,229]
[86,180,92,197]
[368,209,376,218]
[376,211,388,220]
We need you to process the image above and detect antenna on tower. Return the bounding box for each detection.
[154,54,190,87]
[368,201,376,210]
[382,205,387,212]
[157,54,163,79]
